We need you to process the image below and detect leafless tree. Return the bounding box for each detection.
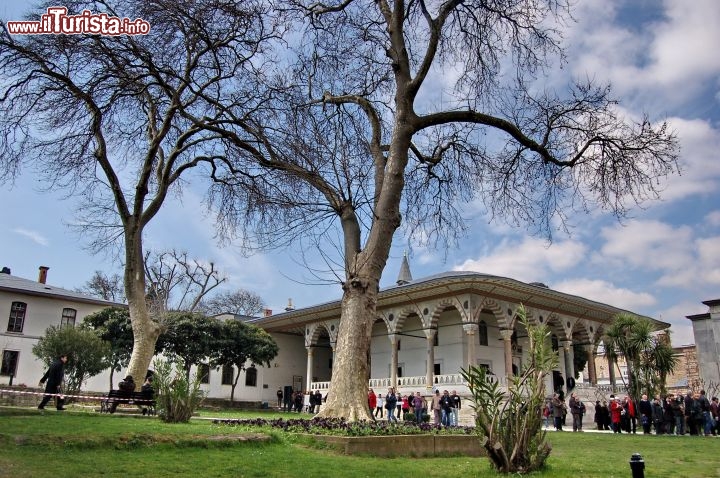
[143,249,226,314]
[77,270,125,303]
[0,0,281,386]
[205,1,679,420]
[199,289,265,317]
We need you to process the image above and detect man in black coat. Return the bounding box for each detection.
[38,354,68,410]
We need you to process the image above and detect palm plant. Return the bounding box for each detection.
[603,314,677,399]
[462,305,558,474]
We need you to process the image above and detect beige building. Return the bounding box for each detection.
[252,258,671,400]
[0,266,123,391]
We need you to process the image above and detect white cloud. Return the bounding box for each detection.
[641,0,720,89]
[599,220,694,271]
[653,300,707,346]
[454,237,586,282]
[660,118,720,201]
[553,278,657,310]
[707,211,720,227]
[598,220,720,288]
[569,0,720,107]
[12,228,48,246]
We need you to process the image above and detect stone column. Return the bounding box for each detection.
[463,323,479,369]
[499,329,514,381]
[585,345,597,385]
[305,346,314,392]
[425,328,436,388]
[389,334,398,388]
[560,340,573,384]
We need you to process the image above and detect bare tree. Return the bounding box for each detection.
[0,0,280,387]
[199,289,265,317]
[77,270,125,303]
[205,1,679,420]
[144,249,226,313]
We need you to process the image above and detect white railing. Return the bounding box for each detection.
[313,373,475,394]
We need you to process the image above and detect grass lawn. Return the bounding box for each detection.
[1,406,719,477]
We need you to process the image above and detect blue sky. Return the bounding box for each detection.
[1,0,718,346]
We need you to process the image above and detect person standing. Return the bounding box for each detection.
[38,354,68,411]
[699,390,712,436]
[276,388,283,408]
[401,393,410,419]
[600,400,611,430]
[638,394,652,434]
[368,388,377,416]
[450,390,461,426]
[385,388,398,422]
[431,389,442,426]
[440,390,452,426]
[710,396,719,436]
[551,393,566,431]
[651,395,665,434]
[313,390,323,413]
[571,393,585,432]
[412,392,425,424]
[610,397,623,433]
[671,394,685,435]
[375,393,384,418]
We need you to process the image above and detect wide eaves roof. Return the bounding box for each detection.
[0,273,126,308]
[252,271,668,334]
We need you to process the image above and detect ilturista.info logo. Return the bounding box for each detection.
[6,7,150,36]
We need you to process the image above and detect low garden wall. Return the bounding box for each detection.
[306,434,484,457]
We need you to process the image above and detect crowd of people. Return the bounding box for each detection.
[277,389,325,413]
[545,389,719,436]
[367,387,462,425]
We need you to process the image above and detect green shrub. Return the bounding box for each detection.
[153,359,206,423]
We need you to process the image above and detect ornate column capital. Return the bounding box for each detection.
[499,328,514,341]
[463,323,478,334]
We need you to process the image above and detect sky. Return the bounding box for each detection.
[1,0,718,346]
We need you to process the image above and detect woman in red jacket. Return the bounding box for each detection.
[610,396,623,433]
[368,388,377,416]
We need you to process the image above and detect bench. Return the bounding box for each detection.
[100,390,156,415]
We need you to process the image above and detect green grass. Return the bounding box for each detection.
[1,406,719,477]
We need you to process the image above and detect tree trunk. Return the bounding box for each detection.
[316,282,377,421]
[124,227,161,390]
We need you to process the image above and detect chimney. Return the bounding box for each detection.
[0,266,10,275]
[38,266,49,284]
[263,308,273,317]
[285,298,294,312]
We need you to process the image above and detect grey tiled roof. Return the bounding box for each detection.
[0,272,125,307]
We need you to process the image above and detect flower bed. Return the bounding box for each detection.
[213,417,483,457]
[213,417,475,436]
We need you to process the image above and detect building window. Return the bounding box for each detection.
[397,339,401,351]
[245,367,257,387]
[1,350,19,376]
[61,308,77,327]
[433,329,439,347]
[7,302,26,333]
[221,365,234,385]
[478,320,488,346]
[434,363,441,375]
[198,363,210,384]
